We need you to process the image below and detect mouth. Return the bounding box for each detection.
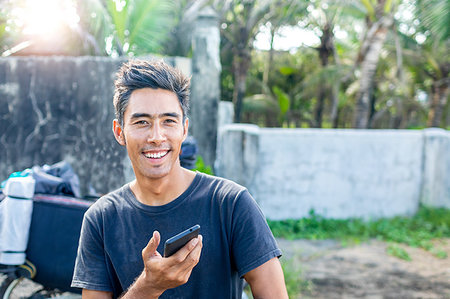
[143,150,170,160]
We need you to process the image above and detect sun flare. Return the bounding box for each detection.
[12,0,79,38]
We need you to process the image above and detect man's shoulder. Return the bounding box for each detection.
[195,172,248,200]
[196,171,244,189]
[85,184,129,218]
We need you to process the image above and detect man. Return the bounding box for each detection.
[71,60,288,298]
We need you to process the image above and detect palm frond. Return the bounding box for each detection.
[127,0,174,54]
[415,0,450,42]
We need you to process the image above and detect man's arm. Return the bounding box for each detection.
[243,257,288,299]
[82,289,113,299]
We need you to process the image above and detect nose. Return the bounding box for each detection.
[147,123,166,144]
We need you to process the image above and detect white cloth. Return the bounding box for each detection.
[0,177,35,265]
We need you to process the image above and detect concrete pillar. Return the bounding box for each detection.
[421,128,450,208]
[214,101,234,173]
[190,6,221,167]
[218,101,234,129]
[215,124,260,189]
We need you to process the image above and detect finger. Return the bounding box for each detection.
[179,235,203,271]
[170,235,201,263]
[142,231,161,260]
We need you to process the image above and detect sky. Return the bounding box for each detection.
[253,25,321,52]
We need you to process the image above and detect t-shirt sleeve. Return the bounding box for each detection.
[71,209,114,292]
[230,189,282,278]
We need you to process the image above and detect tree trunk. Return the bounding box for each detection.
[427,79,449,127]
[330,82,339,128]
[331,24,341,129]
[392,27,405,129]
[263,24,276,89]
[353,16,392,128]
[314,88,326,128]
[367,84,377,128]
[446,97,450,128]
[314,23,333,128]
[232,48,251,123]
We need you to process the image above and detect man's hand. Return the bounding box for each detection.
[120,230,203,299]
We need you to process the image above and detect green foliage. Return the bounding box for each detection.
[272,86,290,116]
[245,49,322,127]
[234,0,449,129]
[193,156,213,175]
[415,0,450,43]
[268,206,450,259]
[279,66,297,76]
[88,0,175,56]
[243,94,279,113]
[431,248,448,259]
[386,243,412,261]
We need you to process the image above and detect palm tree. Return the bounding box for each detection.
[291,0,361,128]
[218,0,278,122]
[304,0,342,128]
[413,0,449,127]
[352,0,399,128]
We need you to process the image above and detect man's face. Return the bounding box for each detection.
[113,88,188,181]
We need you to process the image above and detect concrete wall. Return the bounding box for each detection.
[216,125,450,220]
[0,56,191,196]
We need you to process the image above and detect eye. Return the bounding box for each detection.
[164,119,177,124]
[134,120,148,125]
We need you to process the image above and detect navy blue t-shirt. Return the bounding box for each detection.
[71,172,281,298]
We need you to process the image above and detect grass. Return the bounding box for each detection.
[268,206,450,259]
[281,258,314,297]
[386,243,412,261]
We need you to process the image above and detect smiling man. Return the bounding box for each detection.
[71,60,288,299]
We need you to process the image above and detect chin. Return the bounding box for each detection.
[141,167,172,180]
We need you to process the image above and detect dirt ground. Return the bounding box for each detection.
[2,239,449,298]
[277,238,450,299]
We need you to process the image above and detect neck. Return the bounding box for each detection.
[130,167,196,206]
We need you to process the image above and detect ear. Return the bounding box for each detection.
[113,119,126,146]
[182,118,189,142]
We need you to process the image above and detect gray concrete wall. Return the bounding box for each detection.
[0,56,191,196]
[216,125,450,220]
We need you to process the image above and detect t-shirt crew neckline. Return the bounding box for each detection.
[122,171,202,215]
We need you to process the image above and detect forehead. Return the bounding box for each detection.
[125,88,182,118]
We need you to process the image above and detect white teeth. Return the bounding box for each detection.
[144,151,168,159]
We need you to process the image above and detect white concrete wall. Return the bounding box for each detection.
[216,125,450,220]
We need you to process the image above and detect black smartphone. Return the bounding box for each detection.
[163,224,201,257]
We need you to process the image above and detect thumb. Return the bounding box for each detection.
[142,231,161,259]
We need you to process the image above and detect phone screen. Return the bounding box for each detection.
[163,224,200,257]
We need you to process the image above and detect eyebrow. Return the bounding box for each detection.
[129,112,182,120]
